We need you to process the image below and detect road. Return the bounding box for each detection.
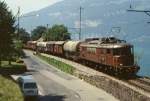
[23,50,118,101]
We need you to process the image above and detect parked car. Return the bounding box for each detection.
[17,75,38,97]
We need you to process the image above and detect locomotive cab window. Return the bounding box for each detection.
[113,49,119,55]
[130,46,134,55]
[113,47,133,56]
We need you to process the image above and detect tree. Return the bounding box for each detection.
[0,1,16,66]
[44,24,71,41]
[13,40,24,59]
[19,28,30,43]
[31,26,46,41]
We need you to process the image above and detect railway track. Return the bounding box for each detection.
[128,77,150,93]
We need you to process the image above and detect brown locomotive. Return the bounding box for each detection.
[79,37,139,75]
[26,37,140,76]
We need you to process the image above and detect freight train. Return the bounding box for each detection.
[25,37,140,76]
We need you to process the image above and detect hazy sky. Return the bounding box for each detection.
[3,0,62,14]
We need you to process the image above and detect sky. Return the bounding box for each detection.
[3,0,62,15]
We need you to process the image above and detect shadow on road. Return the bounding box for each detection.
[27,69,37,73]
[23,55,30,59]
[38,94,66,101]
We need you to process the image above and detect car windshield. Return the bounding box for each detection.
[24,83,37,89]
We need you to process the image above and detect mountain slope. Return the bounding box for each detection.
[21,0,150,41]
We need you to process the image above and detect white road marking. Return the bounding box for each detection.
[11,75,20,80]
[37,84,45,96]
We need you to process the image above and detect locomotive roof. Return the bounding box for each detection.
[81,37,133,49]
[80,41,133,49]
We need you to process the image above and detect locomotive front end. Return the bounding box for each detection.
[112,44,140,75]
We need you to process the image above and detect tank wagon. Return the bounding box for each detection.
[26,37,140,76]
[63,41,81,60]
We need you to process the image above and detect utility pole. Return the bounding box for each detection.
[17,7,20,38]
[46,24,49,41]
[127,9,150,24]
[127,0,150,23]
[127,9,150,16]
[79,6,83,40]
[46,24,49,32]
[127,0,150,18]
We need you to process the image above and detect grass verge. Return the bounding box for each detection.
[1,61,25,68]
[37,54,74,74]
[0,75,23,101]
[0,61,27,75]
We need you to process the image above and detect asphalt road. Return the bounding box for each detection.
[23,51,80,101]
[23,50,118,101]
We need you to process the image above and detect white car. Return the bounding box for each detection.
[17,75,38,97]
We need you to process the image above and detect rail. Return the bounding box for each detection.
[128,77,150,93]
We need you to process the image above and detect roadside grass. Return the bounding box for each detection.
[0,75,23,101]
[0,61,26,75]
[38,54,74,74]
[1,61,25,69]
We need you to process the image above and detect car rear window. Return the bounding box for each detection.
[24,83,37,89]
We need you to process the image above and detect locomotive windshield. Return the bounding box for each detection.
[113,46,133,56]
